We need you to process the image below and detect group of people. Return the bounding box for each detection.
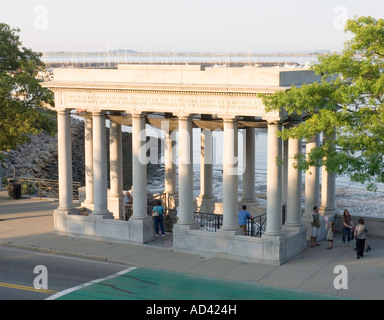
[311,206,371,259]
[125,190,372,258]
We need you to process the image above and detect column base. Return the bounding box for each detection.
[128,216,153,243]
[55,207,78,215]
[218,227,243,236]
[262,230,285,237]
[90,210,114,219]
[173,221,200,231]
[107,194,124,220]
[282,223,306,233]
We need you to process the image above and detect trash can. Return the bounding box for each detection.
[8,179,21,200]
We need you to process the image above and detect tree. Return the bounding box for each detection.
[262,16,384,191]
[0,23,56,151]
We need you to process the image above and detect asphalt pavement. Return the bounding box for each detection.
[0,190,383,300]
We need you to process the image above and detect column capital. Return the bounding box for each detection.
[57,108,71,116]
[218,115,239,122]
[174,112,194,120]
[266,119,284,126]
[131,112,147,119]
[91,110,107,117]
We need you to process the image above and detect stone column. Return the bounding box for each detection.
[320,132,337,216]
[285,136,303,229]
[91,111,112,219]
[56,109,74,214]
[320,166,337,215]
[164,129,177,208]
[196,129,216,212]
[220,117,240,234]
[282,139,289,208]
[108,121,124,220]
[130,113,148,220]
[174,114,197,230]
[264,122,283,236]
[82,115,94,208]
[304,135,320,218]
[241,127,257,206]
[128,112,152,243]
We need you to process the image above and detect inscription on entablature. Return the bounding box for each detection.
[62,91,267,116]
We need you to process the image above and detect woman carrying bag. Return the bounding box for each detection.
[152,199,165,237]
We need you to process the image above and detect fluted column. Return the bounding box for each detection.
[196,129,216,212]
[282,139,289,208]
[220,117,240,233]
[56,109,74,213]
[320,167,337,215]
[91,111,112,219]
[83,115,94,206]
[264,122,283,236]
[108,121,124,219]
[320,132,337,216]
[174,114,197,229]
[164,129,177,205]
[304,135,320,218]
[241,127,256,204]
[285,136,303,228]
[130,113,148,220]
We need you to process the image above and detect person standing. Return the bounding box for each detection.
[152,199,165,237]
[342,209,354,247]
[238,205,252,235]
[310,206,321,248]
[355,218,368,259]
[325,217,335,249]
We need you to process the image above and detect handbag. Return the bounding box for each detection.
[152,207,159,217]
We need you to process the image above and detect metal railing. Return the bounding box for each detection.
[16,177,81,200]
[193,211,268,237]
[194,212,223,232]
[247,212,267,237]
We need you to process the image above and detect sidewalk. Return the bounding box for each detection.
[0,190,383,300]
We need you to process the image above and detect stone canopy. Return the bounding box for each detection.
[41,65,335,266]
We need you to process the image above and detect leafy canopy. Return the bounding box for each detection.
[262,16,384,191]
[0,23,56,151]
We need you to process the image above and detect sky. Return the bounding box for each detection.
[0,0,384,53]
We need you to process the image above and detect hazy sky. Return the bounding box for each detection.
[1,0,384,53]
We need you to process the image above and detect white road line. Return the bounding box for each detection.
[45,266,138,300]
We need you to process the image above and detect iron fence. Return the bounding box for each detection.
[16,177,81,200]
[194,212,223,232]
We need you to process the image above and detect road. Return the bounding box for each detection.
[1,246,340,302]
[0,246,130,300]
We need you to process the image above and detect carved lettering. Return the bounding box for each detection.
[63,91,267,116]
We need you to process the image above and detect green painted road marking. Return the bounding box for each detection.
[53,268,345,300]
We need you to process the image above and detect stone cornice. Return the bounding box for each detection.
[43,82,283,97]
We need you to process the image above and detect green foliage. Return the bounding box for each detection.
[0,23,56,151]
[262,16,384,190]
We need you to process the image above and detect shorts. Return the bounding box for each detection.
[311,226,320,238]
